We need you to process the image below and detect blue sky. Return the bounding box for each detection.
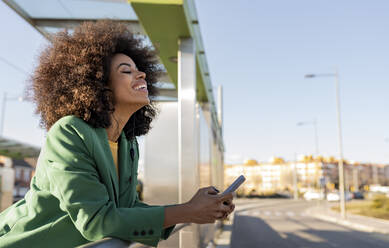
[0,0,49,149]
[1,0,388,164]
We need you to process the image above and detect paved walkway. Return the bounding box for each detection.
[305,201,389,234]
[213,198,389,248]
[213,198,289,248]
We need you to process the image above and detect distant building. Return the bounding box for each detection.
[224,155,389,196]
[224,158,295,195]
[0,156,37,210]
[385,166,389,182]
[12,159,36,202]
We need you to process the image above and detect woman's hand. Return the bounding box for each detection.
[163,186,235,227]
[186,186,235,224]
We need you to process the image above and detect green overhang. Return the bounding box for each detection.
[129,0,208,102]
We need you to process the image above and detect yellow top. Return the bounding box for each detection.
[108,140,119,180]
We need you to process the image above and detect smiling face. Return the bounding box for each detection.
[108,53,149,113]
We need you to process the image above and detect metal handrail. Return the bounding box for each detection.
[77,238,130,248]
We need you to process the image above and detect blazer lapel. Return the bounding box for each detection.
[118,132,129,191]
[119,132,139,207]
[96,127,120,205]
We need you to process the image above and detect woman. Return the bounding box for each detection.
[0,20,234,247]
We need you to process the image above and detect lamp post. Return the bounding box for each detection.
[297,118,319,156]
[0,92,24,136]
[293,153,299,200]
[304,70,346,219]
[297,118,322,198]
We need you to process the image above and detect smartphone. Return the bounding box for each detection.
[222,175,246,195]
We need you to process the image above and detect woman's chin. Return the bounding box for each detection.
[141,97,150,106]
[132,98,150,109]
[119,96,150,110]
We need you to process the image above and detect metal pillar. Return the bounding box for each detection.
[178,37,199,248]
[217,85,223,136]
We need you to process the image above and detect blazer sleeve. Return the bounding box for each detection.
[133,193,177,240]
[44,119,168,247]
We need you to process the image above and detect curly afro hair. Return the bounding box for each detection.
[27,20,162,140]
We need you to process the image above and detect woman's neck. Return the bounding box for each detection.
[105,106,137,142]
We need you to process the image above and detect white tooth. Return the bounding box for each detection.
[134,85,146,90]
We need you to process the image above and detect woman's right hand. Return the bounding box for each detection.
[186,186,234,224]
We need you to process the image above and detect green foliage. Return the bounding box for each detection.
[331,195,389,220]
[371,195,389,210]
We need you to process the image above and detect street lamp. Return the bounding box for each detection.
[292,153,299,200]
[297,118,322,199]
[385,138,389,163]
[297,118,319,156]
[0,92,24,136]
[304,70,347,219]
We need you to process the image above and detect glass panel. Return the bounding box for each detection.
[155,82,175,89]
[12,0,138,20]
[151,96,177,102]
[40,26,74,34]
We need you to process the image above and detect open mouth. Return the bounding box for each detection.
[132,83,148,93]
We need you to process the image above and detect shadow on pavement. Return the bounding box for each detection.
[230,214,389,248]
[230,215,292,248]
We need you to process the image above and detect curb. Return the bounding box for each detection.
[305,208,389,235]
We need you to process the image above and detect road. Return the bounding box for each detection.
[229,199,389,248]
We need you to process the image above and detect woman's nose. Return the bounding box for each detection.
[136,70,146,79]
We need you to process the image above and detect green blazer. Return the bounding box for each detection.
[0,115,176,247]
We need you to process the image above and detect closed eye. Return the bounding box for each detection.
[122,71,132,74]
